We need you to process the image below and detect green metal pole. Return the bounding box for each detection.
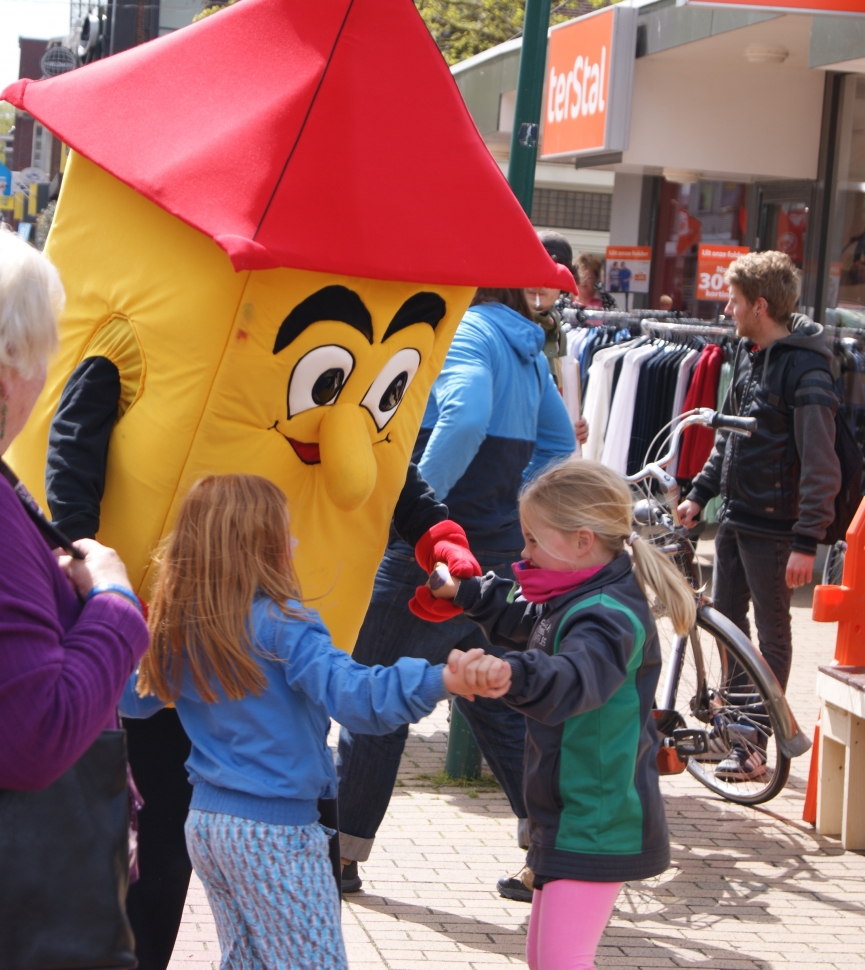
[507,0,552,216]
[444,1,551,781]
[445,701,482,781]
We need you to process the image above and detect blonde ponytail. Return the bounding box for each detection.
[628,533,696,636]
[520,458,696,636]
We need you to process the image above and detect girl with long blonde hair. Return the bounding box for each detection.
[431,458,695,970]
[121,474,510,970]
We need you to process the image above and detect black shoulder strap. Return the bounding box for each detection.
[0,458,82,558]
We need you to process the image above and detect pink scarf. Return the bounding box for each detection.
[512,559,606,604]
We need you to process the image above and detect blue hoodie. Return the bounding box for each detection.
[415,302,575,551]
[119,597,448,826]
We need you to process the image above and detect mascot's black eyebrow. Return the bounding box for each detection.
[273,287,446,354]
[381,292,446,341]
[273,286,373,354]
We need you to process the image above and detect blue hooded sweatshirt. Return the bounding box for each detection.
[415,302,575,551]
[120,597,448,826]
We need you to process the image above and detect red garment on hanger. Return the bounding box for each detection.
[677,343,724,480]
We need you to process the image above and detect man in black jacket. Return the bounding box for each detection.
[679,251,841,781]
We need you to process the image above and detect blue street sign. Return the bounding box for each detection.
[0,162,10,196]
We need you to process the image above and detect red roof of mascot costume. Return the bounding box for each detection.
[4,0,574,651]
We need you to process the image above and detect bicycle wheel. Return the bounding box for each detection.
[655,608,791,805]
[822,540,846,586]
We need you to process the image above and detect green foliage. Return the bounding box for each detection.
[415,0,614,66]
[0,103,14,136]
[192,0,238,23]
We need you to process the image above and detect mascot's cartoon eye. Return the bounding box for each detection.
[361,348,421,430]
[288,345,355,417]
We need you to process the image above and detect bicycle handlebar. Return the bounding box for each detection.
[624,408,754,489]
[710,414,757,433]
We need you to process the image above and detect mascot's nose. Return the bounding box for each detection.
[318,404,377,511]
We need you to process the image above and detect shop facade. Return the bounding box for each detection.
[452,1,865,325]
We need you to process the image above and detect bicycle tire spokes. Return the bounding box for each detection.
[656,614,790,804]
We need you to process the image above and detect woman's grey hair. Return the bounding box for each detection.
[0,226,64,377]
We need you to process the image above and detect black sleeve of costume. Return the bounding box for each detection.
[391,462,449,548]
[46,356,120,541]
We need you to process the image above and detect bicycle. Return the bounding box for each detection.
[626,408,811,805]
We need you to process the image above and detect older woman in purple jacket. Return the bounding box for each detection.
[0,227,149,791]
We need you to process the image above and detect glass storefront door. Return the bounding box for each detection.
[755,187,812,273]
[649,177,748,316]
[824,75,865,327]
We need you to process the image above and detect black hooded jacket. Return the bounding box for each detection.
[687,316,841,554]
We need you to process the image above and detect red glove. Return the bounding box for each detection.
[409,585,462,622]
[409,521,481,622]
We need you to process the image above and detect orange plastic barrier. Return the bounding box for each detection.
[812,498,865,666]
[805,497,865,821]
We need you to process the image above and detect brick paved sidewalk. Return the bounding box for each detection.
[168,569,865,970]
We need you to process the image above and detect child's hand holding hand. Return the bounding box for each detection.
[442,648,512,701]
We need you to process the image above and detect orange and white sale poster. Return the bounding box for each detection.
[696,244,749,302]
[606,246,651,295]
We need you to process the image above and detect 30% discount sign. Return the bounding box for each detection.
[696,244,748,301]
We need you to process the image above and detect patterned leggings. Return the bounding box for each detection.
[185,809,347,970]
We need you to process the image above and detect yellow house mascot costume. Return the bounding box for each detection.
[3,0,573,965]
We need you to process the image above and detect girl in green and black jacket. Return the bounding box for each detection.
[431,458,696,970]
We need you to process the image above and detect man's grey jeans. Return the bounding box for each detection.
[713,522,794,692]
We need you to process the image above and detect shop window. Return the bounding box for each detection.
[31,123,52,178]
[530,188,611,232]
[649,179,748,316]
[823,75,865,461]
[825,75,865,326]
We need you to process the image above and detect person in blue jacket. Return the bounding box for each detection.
[119,473,512,970]
[337,287,580,898]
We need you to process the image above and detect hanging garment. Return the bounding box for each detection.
[676,343,724,481]
[703,355,734,524]
[666,347,700,479]
[582,343,634,461]
[601,343,660,474]
[627,345,690,475]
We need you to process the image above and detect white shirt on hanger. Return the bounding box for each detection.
[582,343,634,462]
[601,343,659,475]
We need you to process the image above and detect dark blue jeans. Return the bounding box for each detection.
[336,540,527,861]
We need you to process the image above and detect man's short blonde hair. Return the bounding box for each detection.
[0,226,63,377]
[725,251,800,326]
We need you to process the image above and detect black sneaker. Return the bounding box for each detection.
[341,860,362,893]
[496,865,534,902]
[715,746,767,781]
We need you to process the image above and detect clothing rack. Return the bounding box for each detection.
[640,319,736,338]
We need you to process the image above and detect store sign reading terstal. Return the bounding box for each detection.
[677,0,864,14]
[541,5,638,160]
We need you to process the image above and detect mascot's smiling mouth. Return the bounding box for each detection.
[270,423,390,465]
[288,438,321,464]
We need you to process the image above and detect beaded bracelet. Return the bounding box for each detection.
[86,584,143,615]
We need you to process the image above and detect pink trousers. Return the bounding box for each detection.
[526,879,623,970]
